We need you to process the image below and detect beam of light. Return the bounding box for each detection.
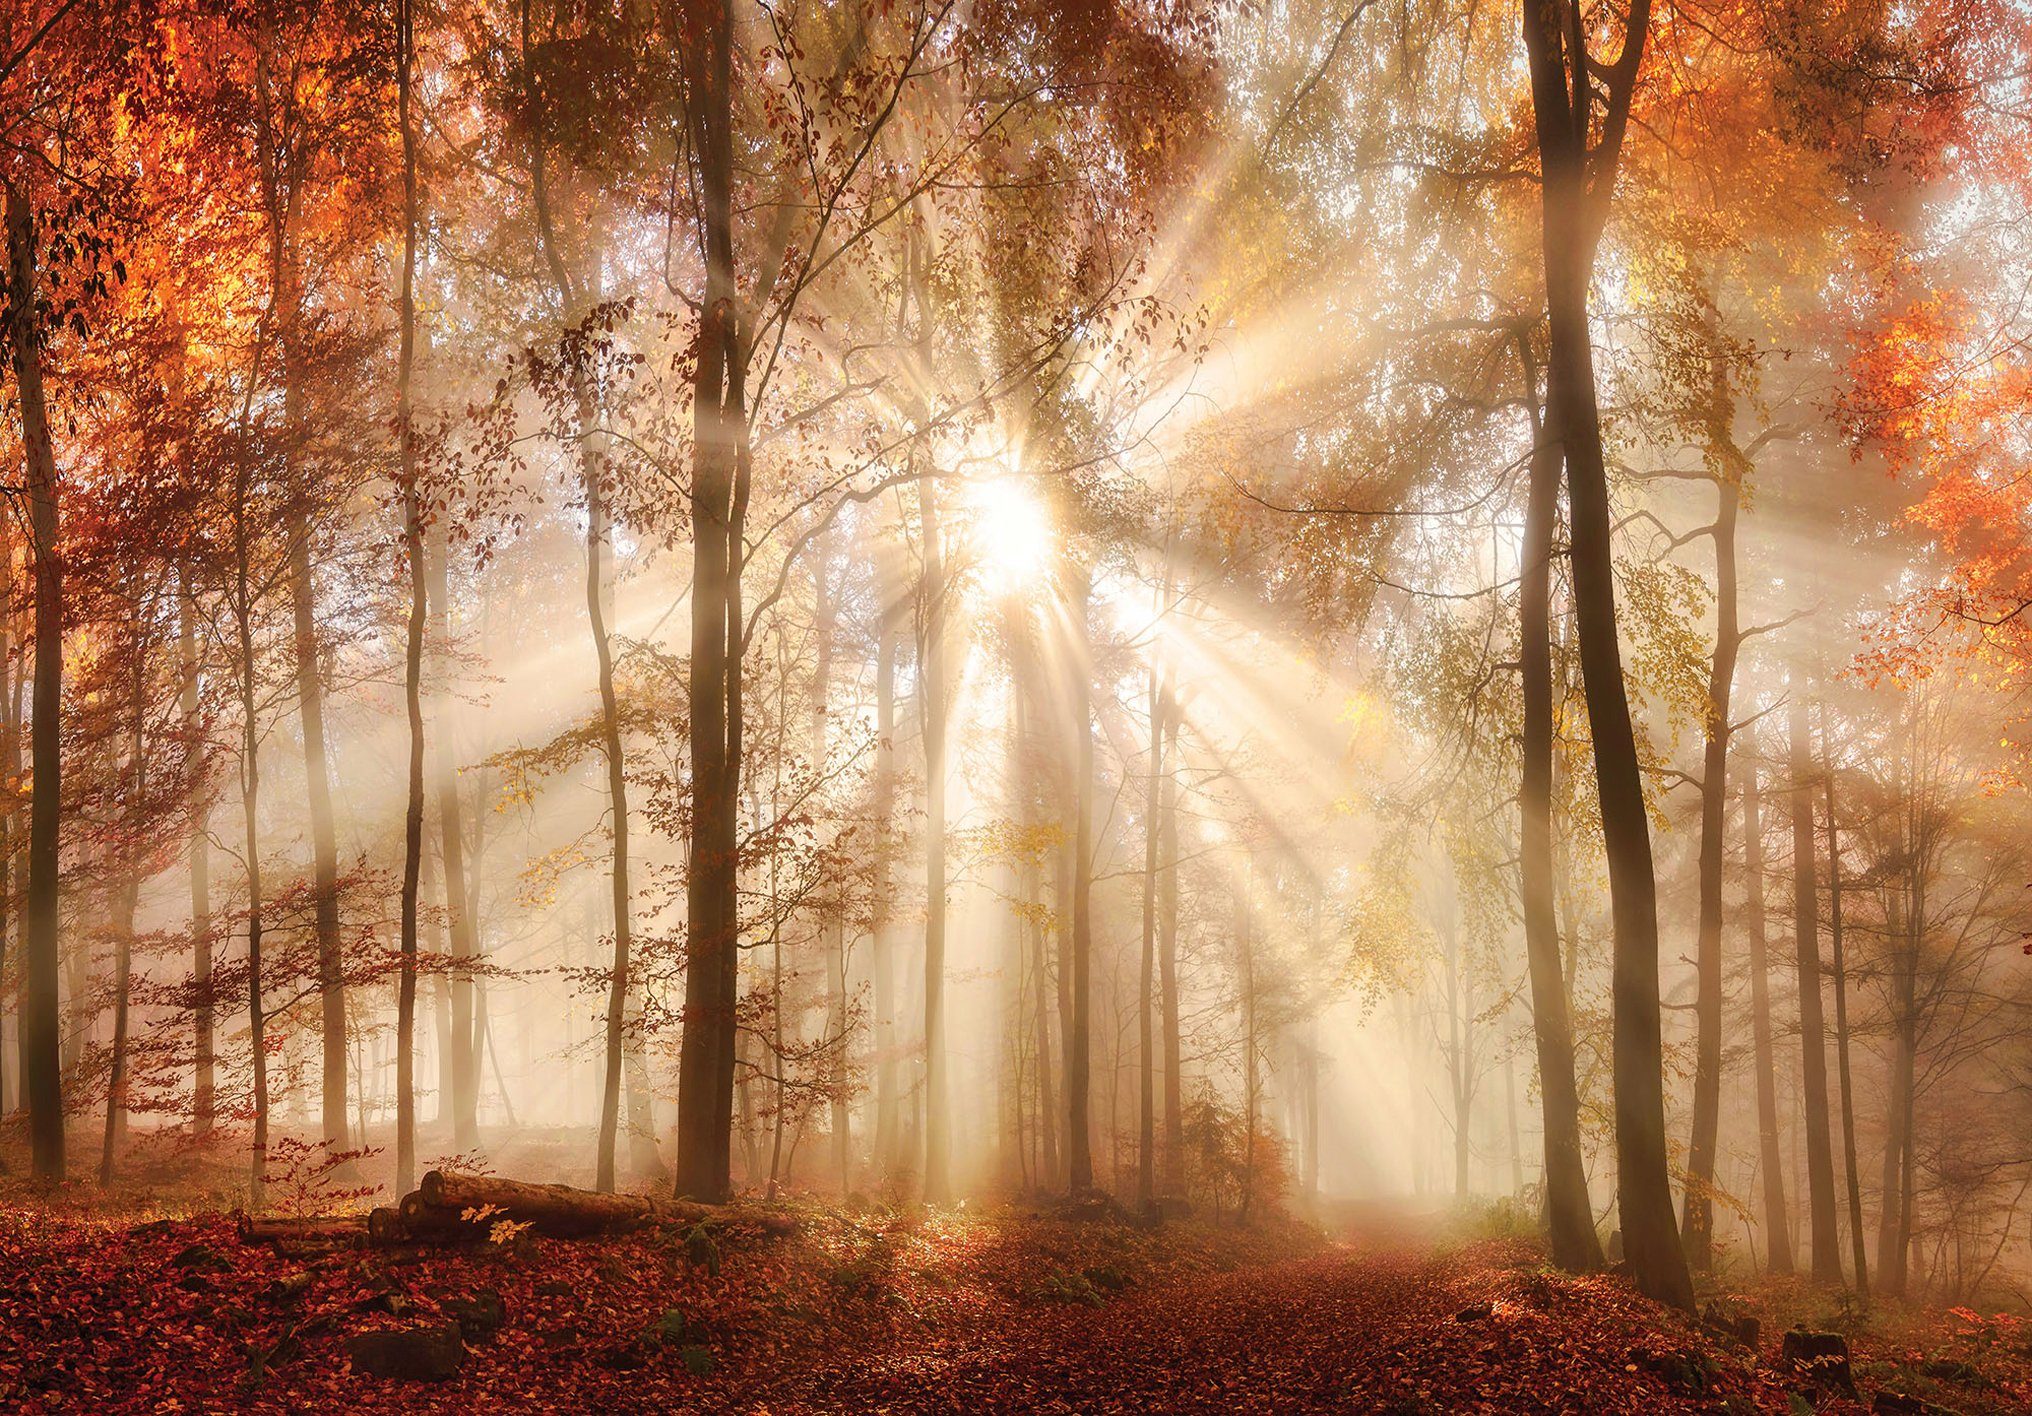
[959,474,1055,596]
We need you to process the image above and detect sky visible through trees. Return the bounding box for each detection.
[4,0,2032,1407]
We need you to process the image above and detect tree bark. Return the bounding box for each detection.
[1159,702,1182,1195]
[1520,0,1689,1311]
[427,523,478,1152]
[234,510,267,1206]
[919,466,951,1204]
[811,539,850,1192]
[871,600,900,1174]
[1820,711,1869,1300]
[100,626,148,1187]
[1683,471,1739,1271]
[1136,656,1165,1212]
[289,517,348,1162]
[1742,757,1793,1274]
[586,460,639,1193]
[9,176,63,1181]
[1788,696,1840,1282]
[1877,751,1918,1296]
[1065,565,1095,1194]
[674,0,746,1201]
[395,0,424,1200]
[181,581,214,1137]
[1515,333,1601,1272]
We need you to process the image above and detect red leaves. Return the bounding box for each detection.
[1,1208,2024,1413]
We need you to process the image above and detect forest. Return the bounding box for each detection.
[0,0,2030,1411]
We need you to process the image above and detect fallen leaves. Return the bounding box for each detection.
[0,1203,2024,1413]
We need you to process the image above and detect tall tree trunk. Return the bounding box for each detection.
[811,540,850,1192]
[1158,702,1182,1195]
[1789,697,1840,1282]
[1878,767,1918,1296]
[587,465,637,1193]
[394,0,424,1199]
[100,636,147,1187]
[517,0,647,1194]
[1520,0,1688,1311]
[919,469,951,1204]
[1136,658,1165,1212]
[871,607,900,1174]
[1011,629,1059,1191]
[235,557,267,1206]
[1516,335,1602,1272]
[289,516,348,1161]
[10,177,63,1180]
[1742,758,1793,1274]
[181,583,213,1137]
[0,547,18,1118]
[1683,473,1740,1270]
[428,524,478,1151]
[1821,713,1868,1300]
[1236,859,1258,1223]
[1065,566,1095,1194]
[0,531,11,1117]
[674,0,745,1200]
[1444,901,1472,1198]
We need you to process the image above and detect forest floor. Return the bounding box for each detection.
[0,1179,2025,1413]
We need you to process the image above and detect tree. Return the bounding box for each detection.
[1518,0,1693,1310]
[1789,692,1842,1282]
[1741,750,1793,1275]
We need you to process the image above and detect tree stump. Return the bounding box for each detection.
[343,1322,464,1381]
[1781,1328,1857,1398]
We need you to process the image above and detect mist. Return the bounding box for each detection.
[4,0,2032,1410]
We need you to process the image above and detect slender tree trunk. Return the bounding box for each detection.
[587,466,636,1193]
[1136,657,1164,1212]
[1821,714,1868,1300]
[1011,638,1059,1191]
[1236,859,1258,1223]
[919,467,951,1204]
[394,0,424,1199]
[0,533,11,1118]
[1065,566,1095,1194]
[1158,703,1182,1195]
[811,541,850,1192]
[181,584,213,1137]
[10,177,63,1181]
[674,0,745,1200]
[517,0,647,1193]
[1878,798,1918,1296]
[871,610,900,1174]
[428,524,478,1151]
[1789,697,1841,1282]
[1444,903,1472,1198]
[100,644,147,1188]
[1743,759,1793,1274]
[1683,473,1740,1269]
[236,577,267,1206]
[1516,336,1601,1272]
[1521,0,1687,1310]
[288,512,350,1162]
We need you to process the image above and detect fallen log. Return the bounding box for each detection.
[399,1192,490,1239]
[367,1207,407,1246]
[238,1214,370,1246]
[420,1170,657,1235]
[417,1170,802,1239]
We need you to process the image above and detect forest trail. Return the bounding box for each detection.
[756,1238,1756,1414]
[3,1201,2023,1414]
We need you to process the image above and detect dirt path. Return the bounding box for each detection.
[742,1243,1777,1414]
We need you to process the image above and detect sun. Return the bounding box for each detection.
[960,475,1054,593]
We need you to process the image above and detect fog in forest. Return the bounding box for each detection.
[6,0,2032,1343]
